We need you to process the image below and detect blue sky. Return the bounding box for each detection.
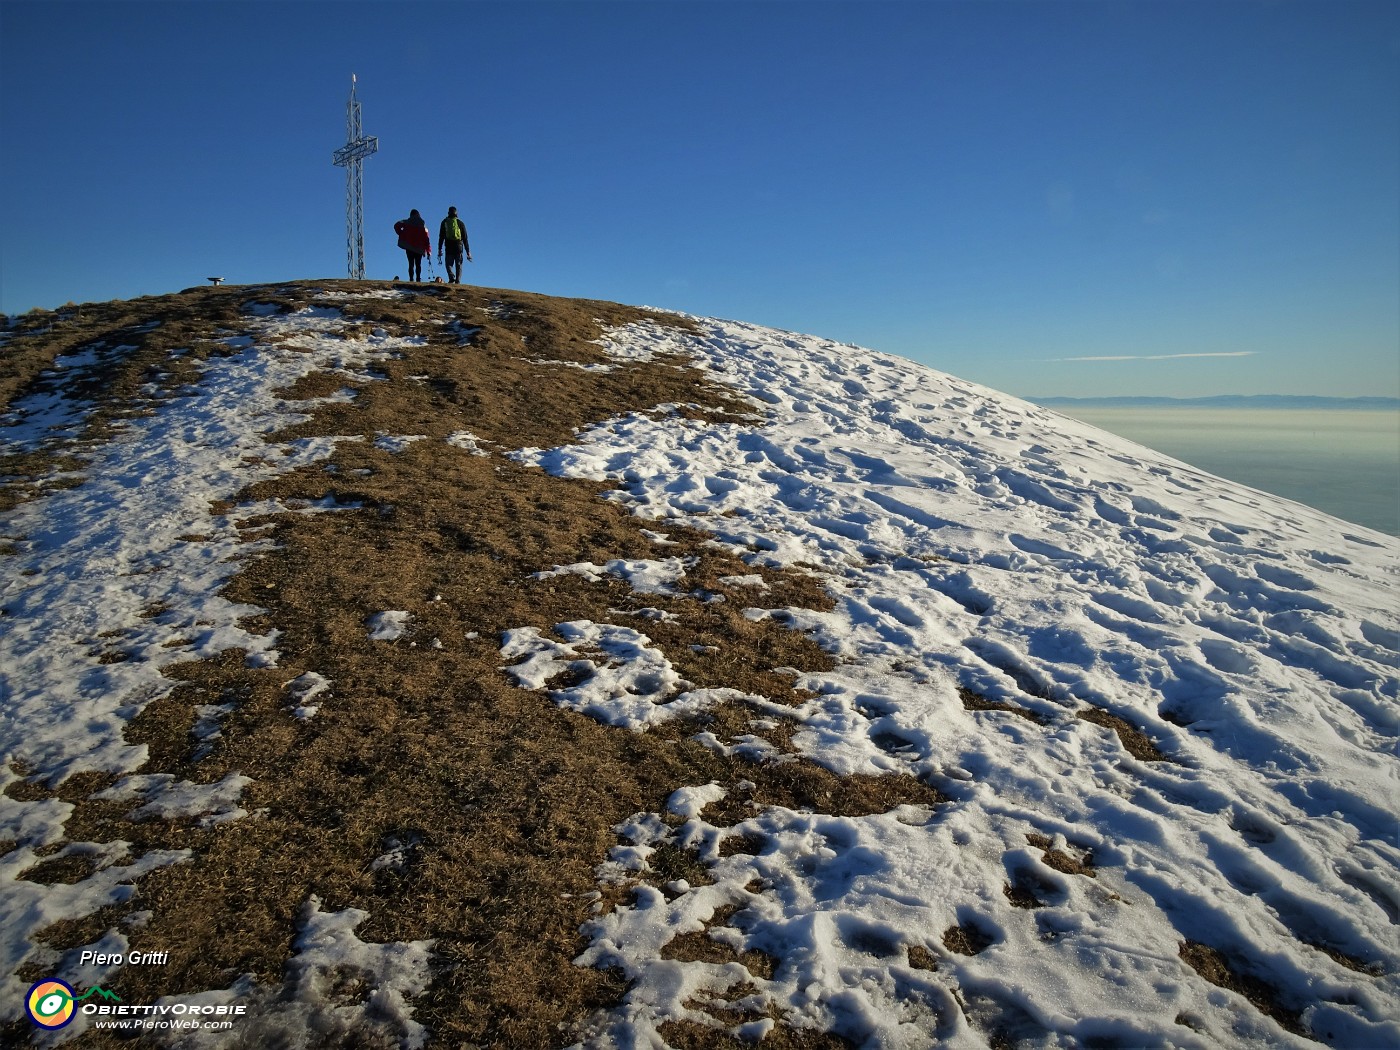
[2,0,1396,399]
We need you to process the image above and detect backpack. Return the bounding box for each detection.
[445,217,463,243]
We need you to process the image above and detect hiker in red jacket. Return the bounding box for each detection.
[437,206,472,284]
[394,210,431,281]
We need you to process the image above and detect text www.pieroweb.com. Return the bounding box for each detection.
[87,1002,245,1032]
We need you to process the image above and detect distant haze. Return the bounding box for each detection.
[1031,395,1400,410]
[1035,401,1400,536]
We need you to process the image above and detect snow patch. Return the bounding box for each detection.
[158,896,434,1050]
[367,611,411,642]
[500,621,753,730]
[532,557,697,595]
[530,316,1400,1048]
[446,430,491,455]
[374,433,426,453]
[285,671,332,720]
[93,772,253,827]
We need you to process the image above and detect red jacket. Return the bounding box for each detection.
[394,216,431,255]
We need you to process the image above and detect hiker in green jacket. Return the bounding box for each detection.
[438,207,472,284]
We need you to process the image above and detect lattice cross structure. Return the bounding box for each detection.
[331,74,379,280]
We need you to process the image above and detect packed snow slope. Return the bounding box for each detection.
[1,281,1397,1049]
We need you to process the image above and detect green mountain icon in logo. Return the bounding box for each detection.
[76,986,121,1003]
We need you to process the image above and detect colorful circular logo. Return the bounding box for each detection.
[26,979,76,1029]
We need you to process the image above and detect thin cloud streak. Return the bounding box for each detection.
[1053,352,1260,363]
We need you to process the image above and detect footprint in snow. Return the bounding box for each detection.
[1197,638,1257,675]
[1252,560,1317,592]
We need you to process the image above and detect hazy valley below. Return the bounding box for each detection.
[1033,402,1400,537]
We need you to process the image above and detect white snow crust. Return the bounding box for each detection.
[158,896,434,1050]
[501,621,762,730]
[367,610,412,642]
[1,294,1396,1047]
[513,318,1400,1049]
[0,294,428,1037]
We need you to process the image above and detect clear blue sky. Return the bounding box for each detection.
[2,0,1397,399]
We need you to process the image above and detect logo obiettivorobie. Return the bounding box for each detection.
[25,979,76,1029]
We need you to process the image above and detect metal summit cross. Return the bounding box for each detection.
[331,74,378,280]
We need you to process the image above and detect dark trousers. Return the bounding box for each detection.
[405,250,423,281]
[444,243,464,283]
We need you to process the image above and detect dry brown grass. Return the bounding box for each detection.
[905,945,938,972]
[658,1018,855,1049]
[660,904,779,981]
[0,286,267,513]
[1,280,943,1048]
[1178,940,1311,1038]
[957,686,1048,725]
[1025,833,1095,879]
[941,923,993,957]
[0,279,1320,1048]
[1076,707,1172,763]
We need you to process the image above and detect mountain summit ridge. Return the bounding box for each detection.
[1,281,1396,1048]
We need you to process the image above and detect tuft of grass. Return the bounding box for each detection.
[1178,941,1310,1038]
[1077,708,1172,762]
[1026,833,1096,878]
[942,923,994,957]
[958,686,1049,724]
[906,944,938,971]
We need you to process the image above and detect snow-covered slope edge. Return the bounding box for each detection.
[513,317,1399,1048]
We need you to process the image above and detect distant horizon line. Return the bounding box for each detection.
[1027,394,1400,409]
